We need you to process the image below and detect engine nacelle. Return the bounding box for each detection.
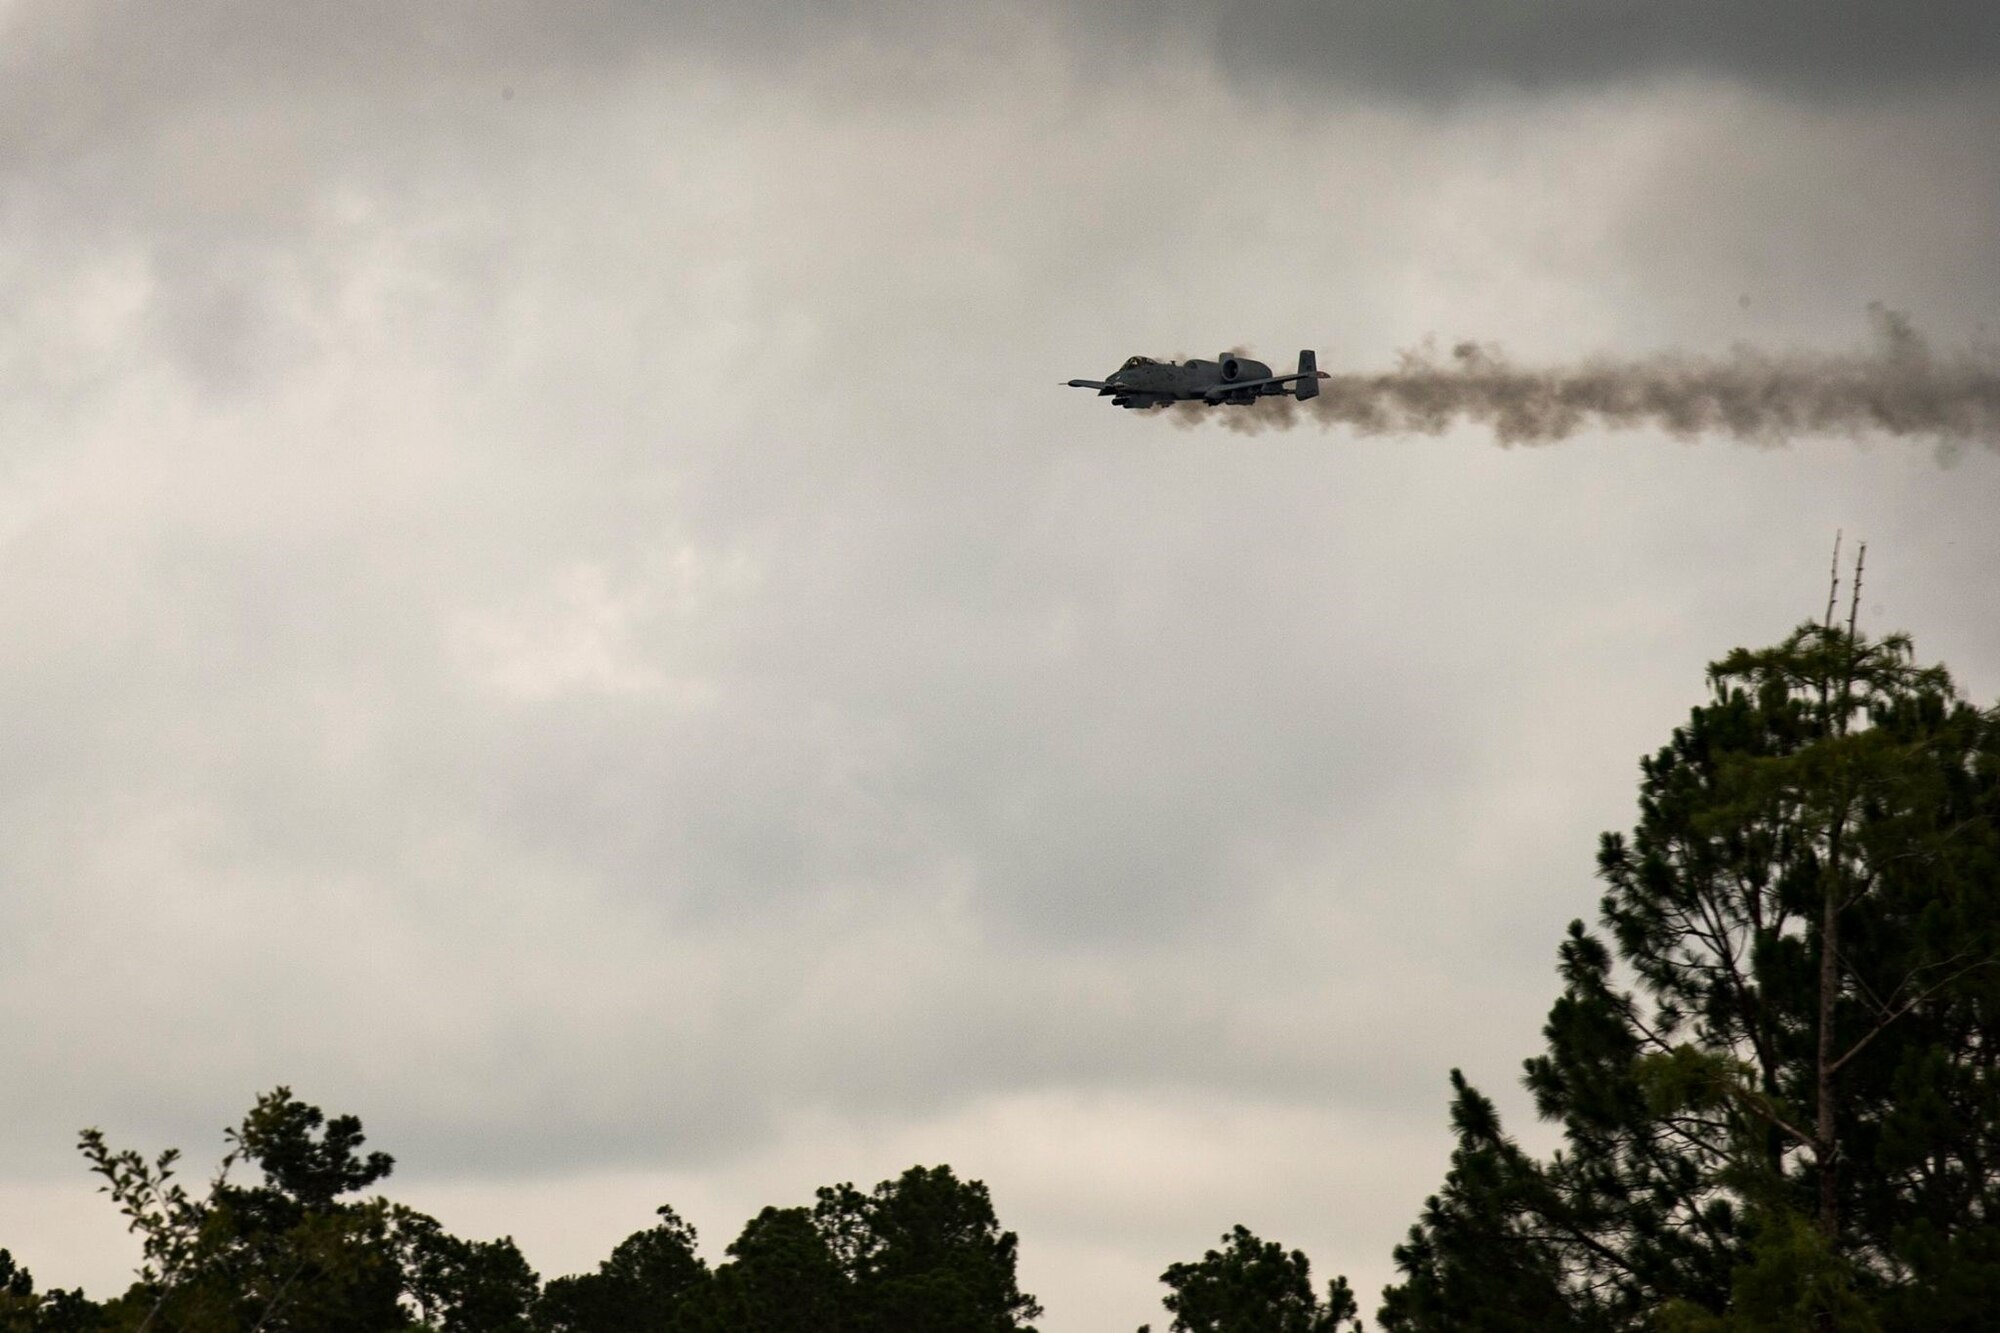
[1218,355,1272,383]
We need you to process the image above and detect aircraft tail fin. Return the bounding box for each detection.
[1295,350,1320,401]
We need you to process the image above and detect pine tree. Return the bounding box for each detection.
[814,1166,1043,1332]
[532,1207,708,1332]
[1382,617,2000,1329]
[1148,1225,1362,1333]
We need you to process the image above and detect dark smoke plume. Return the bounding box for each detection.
[1180,307,2000,448]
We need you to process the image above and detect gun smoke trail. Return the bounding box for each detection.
[1180,307,2000,448]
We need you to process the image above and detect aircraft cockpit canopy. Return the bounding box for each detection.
[1122,356,1160,368]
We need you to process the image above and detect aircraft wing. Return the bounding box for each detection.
[1064,379,1113,390]
[1201,371,1311,398]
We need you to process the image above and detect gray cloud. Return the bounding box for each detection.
[6,0,1998,133]
[1173,1,2000,101]
[4,7,2000,1328]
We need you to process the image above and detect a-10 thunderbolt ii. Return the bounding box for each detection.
[1064,350,1328,409]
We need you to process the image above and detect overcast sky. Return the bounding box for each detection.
[4,4,1998,1327]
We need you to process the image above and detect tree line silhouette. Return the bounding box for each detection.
[6,610,1997,1330]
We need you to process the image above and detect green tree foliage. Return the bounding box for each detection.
[1374,1071,1589,1332]
[680,1207,848,1332]
[17,1087,1044,1331]
[1146,1225,1362,1333]
[84,1086,407,1330]
[0,1250,97,1333]
[533,1164,1042,1332]
[812,1166,1043,1332]
[394,1207,540,1331]
[1380,622,2000,1330]
[0,1251,45,1329]
[532,1206,708,1332]
[65,1088,537,1332]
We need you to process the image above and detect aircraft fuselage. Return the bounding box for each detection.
[1066,351,1326,410]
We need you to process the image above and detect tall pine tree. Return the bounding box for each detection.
[1382,617,2000,1330]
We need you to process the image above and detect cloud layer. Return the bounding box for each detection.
[3,4,1999,1328]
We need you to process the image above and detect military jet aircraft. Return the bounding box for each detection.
[1064,350,1328,410]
